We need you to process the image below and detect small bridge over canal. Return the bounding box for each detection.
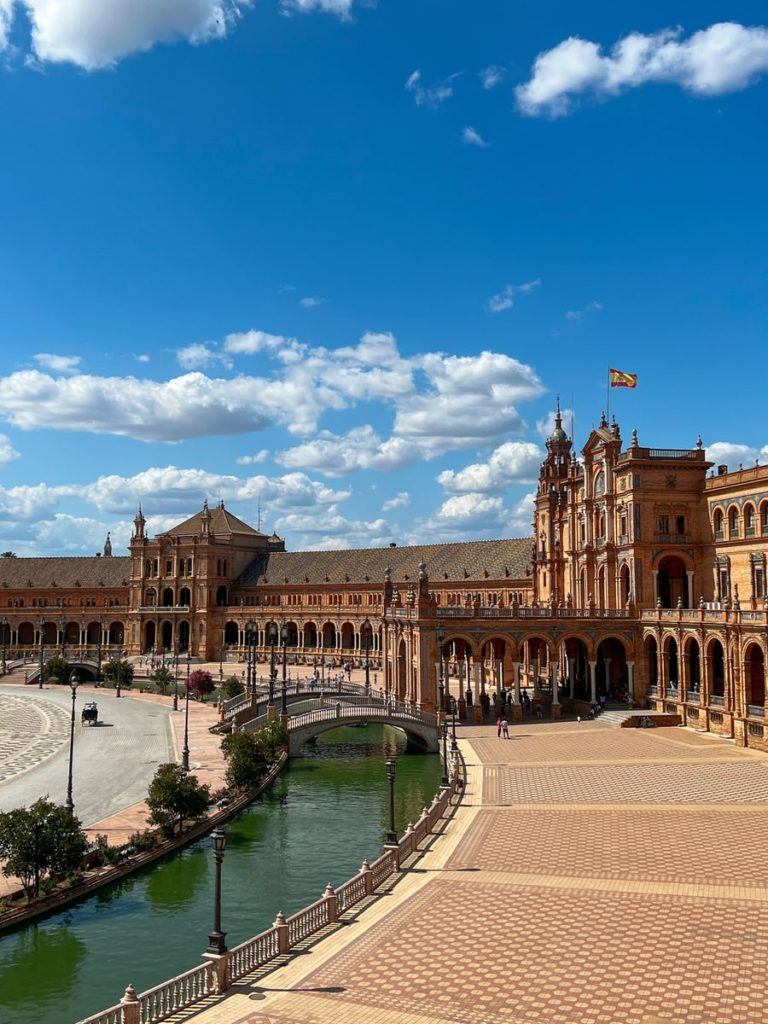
[223,686,440,756]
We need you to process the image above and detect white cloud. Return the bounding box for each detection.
[381,491,410,512]
[7,0,253,70]
[222,329,291,355]
[300,296,325,307]
[34,352,81,374]
[177,342,229,370]
[405,69,461,109]
[136,354,151,363]
[705,441,768,472]
[487,278,541,313]
[280,426,420,475]
[535,406,574,440]
[0,433,20,465]
[0,482,59,523]
[516,22,768,117]
[275,504,391,550]
[279,0,360,17]
[236,450,270,465]
[480,64,504,89]
[1,0,14,49]
[461,125,489,147]
[566,301,603,321]
[437,442,542,494]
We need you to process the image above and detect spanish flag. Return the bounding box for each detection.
[609,368,638,389]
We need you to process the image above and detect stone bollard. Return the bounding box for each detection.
[360,858,374,895]
[120,985,139,1024]
[323,883,339,923]
[274,911,290,955]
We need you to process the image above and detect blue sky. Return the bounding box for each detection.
[0,1,766,556]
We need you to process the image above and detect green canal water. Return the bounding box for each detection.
[0,725,441,1024]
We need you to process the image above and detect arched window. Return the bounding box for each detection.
[745,504,755,537]
[713,508,724,539]
[728,506,739,539]
[761,502,768,536]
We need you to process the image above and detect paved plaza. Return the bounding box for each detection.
[171,718,768,1024]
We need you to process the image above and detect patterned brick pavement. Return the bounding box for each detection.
[126,721,768,1024]
[0,693,69,782]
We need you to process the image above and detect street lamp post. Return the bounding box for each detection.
[436,623,445,714]
[450,696,458,751]
[38,617,45,689]
[321,653,325,689]
[363,618,371,696]
[385,758,397,845]
[440,721,449,787]
[280,622,289,715]
[173,645,179,711]
[96,617,103,684]
[183,648,191,771]
[65,670,80,814]
[245,619,256,695]
[206,828,228,955]
[268,622,278,707]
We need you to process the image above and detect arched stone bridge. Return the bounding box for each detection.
[283,702,440,756]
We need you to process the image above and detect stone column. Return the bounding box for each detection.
[551,661,561,719]
[686,571,694,608]
[626,661,635,703]
[568,656,575,698]
[473,663,483,723]
[652,570,659,604]
[588,660,597,703]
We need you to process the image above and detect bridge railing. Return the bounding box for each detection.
[76,767,461,1024]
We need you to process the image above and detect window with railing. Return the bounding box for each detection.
[728,507,739,538]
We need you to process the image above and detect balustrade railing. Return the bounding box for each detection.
[709,695,725,707]
[137,962,215,1023]
[686,690,700,703]
[748,704,765,719]
[76,772,459,1024]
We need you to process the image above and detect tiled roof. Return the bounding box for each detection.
[234,538,533,587]
[0,556,131,589]
[163,504,267,539]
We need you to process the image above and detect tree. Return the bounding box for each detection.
[0,798,88,900]
[146,764,210,837]
[151,666,174,694]
[219,675,245,701]
[221,732,267,792]
[43,656,72,684]
[102,659,134,689]
[254,718,287,760]
[188,669,214,702]
[0,551,16,558]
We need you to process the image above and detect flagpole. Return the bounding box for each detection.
[606,367,610,423]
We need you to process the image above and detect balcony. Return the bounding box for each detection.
[748,704,765,719]
[709,695,725,707]
[654,533,690,545]
[686,690,700,703]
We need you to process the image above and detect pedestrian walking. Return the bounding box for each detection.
[501,718,509,738]
[496,716,502,738]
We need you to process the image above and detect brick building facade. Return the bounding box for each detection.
[2,411,767,749]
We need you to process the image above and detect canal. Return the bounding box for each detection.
[0,725,441,1024]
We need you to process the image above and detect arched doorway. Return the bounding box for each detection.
[340,622,354,651]
[657,556,689,608]
[708,639,725,699]
[161,620,173,652]
[596,637,628,700]
[18,621,34,647]
[563,637,590,700]
[685,638,701,696]
[744,642,765,711]
[619,563,631,605]
[144,621,156,653]
[322,623,337,649]
[396,637,407,699]
[224,621,239,645]
[179,587,191,607]
[303,621,317,648]
[645,636,659,692]
[216,585,227,607]
[664,637,679,695]
[178,620,190,651]
[161,588,174,608]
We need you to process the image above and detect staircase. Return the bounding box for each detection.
[596,707,642,727]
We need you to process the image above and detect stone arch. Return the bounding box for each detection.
[596,564,607,608]
[224,620,239,645]
[684,636,701,692]
[284,620,299,647]
[645,635,659,690]
[161,587,174,607]
[178,619,190,651]
[322,622,337,648]
[340,621,355,651]
[760,500,768,536]
[160,620,173,651]
[744,642,765,709]
[744,502,757,537]
[108,620,124,646]
[706,637,725,698]
[396,636,407,699]
[595,636,629,699]
[303,620,318,647]
[713,506,724,539]
[179,586,191,607]
[727,503,740,539]
[18,621,35,646]
[656,554,690,608]
[618,562,631,605]
[216,585,228,607]
[144,621,156,652]
[562,634,591,701]
[662,635,679,692]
